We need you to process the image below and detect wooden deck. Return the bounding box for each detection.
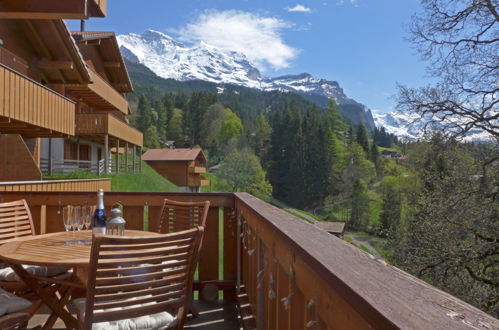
[1,192,497,330]
[29,301,240,329]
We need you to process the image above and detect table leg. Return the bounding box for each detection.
[43,285,73,330]
[10,264,79,329]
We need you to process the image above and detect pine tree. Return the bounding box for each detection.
[350,178,369,230]
[137,94,153,133]
[356,123,369,153]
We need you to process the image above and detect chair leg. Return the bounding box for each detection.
[189,303,200,317]
[28,299,44,317]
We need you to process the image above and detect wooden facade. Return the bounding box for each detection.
[0,3,142,180]
[142,148,210,192]
[0,191,496,330]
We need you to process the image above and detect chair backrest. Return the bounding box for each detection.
[0,200,35,245]
[157,199,210,234]
[83,227,205,330]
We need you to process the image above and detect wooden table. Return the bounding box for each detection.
[0,230,160,329]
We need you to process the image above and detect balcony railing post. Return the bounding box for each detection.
[132,146,136,173]
[116,139,120,174]
[138,147,142,173]
[104,134,109,174]
[236,212,241,294]
[48,138,53,175]
[125,142,129,173]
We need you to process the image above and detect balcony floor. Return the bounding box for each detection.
[29,300,240,329]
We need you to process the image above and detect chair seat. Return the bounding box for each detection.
[0,288,32,316]
[72,297,178,330]
[0,264,70,282]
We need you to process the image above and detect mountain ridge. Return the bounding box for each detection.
[117,29,376,130]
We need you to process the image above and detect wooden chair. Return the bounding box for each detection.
[157,199,210,234]
[75,227,205,330]
[0,200,38,292]
[0,312,30,330]
[0,199,69,317]
[157,199,210,316]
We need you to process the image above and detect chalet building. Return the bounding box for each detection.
[142,148,210,192]
[0,0,142,185]
[314,221,346,239]
[381,149,402,159]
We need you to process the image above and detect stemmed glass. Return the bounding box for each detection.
[83,205,94,230]
[76,207,85,232]
[71,206,81,236]
[63,206,72,233]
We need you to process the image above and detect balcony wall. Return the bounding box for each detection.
[0,191,496,329]
[0,64,75,136]
[75,113,143,146]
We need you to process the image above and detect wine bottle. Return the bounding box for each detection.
[93,189,107,235]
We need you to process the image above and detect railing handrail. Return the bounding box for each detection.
[0,178,111,185]
[0,63,76,104]
[233,192,498,329]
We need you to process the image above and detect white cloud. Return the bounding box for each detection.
[176,10,298,71]
[287,4,312,12]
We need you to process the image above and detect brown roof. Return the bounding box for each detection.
[141,148,207,163]
[71,31,133,93]
[314,221,346,234]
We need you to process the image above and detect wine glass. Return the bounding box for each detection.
[63,206,72,233]
[72,206,81,235]
[83,205,93,230]
[76,206,85,232]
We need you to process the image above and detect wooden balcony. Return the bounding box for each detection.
[0,0,106,19]
[189,166,207,174]
[75,113,143,147]
[188,175,211,187]
[68,69,129,115]
[0,64,75,137]
[0,191,496,329]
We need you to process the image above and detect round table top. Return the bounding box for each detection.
[0,230,160,267]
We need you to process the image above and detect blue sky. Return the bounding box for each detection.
[68,0,431,113]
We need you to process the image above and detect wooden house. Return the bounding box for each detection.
[314,221,346,239]
[142,148,210,192]
[0,0,142,183]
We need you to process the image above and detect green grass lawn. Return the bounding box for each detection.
[110,162,180,192]
[43,161,180,192]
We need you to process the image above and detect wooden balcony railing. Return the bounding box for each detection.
[0,191,496,329]
[87,69,129,114]
[0,64,75,136]
[0,179,110,192]
[75,113,143,146]
[189,166,207,174]
[188,175,211,187]
[0,0,106,19]
[40,158,107,175]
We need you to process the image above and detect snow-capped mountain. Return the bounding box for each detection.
[117,30,362,107]
[372,111,493,142]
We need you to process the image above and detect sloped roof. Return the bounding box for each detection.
[142,148,207,163]
[71,30,133,93]
[314,221,346,234]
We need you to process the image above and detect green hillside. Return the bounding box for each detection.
[43,161,180,192]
